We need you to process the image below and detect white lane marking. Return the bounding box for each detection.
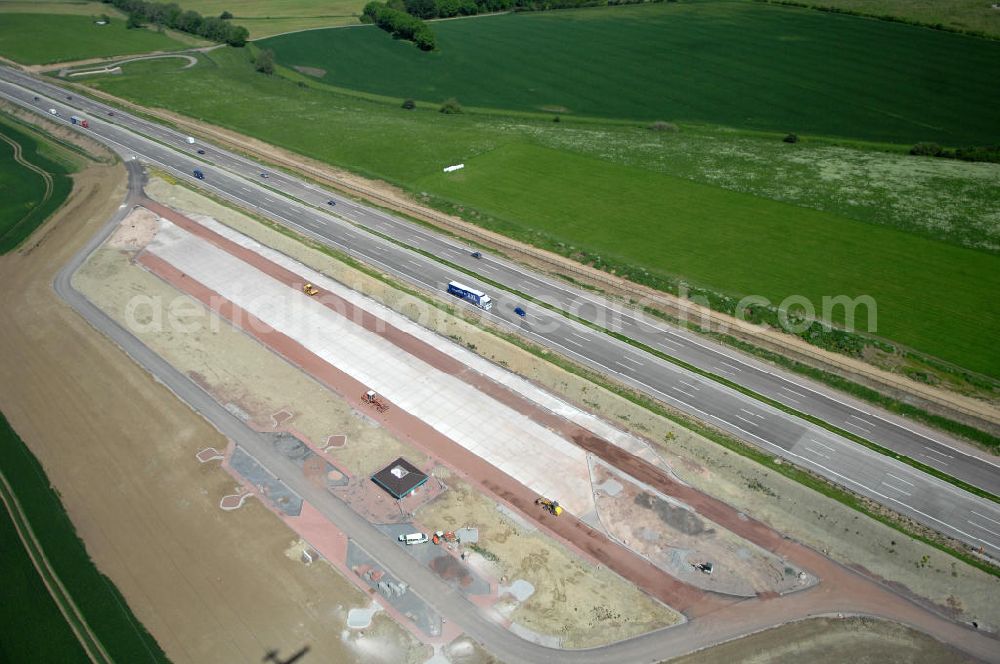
[735,414,758,427]
[620,355,645,367]
[720,361,742,372]
[404,258,422,268]
[848,414,875,427]
[968,521,1000,539]
[674,387,697,399]
[563,336,584,348]
[921,453,949,467]
[970,511,1000,527]
[805,447,830,460]
[714,366,737,377]
[881,482,911,497]
[885,472,914,487]
[844,419,873,433]
[679,380,701,391]
[658,337,682,349]
[809,439,835,453]
[923,446,954,459]
[568,331,589,341]
[778,386,801,403]
[740,408,765,420]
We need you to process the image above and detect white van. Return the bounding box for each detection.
[185,136,195,144]
[398,532,428,545]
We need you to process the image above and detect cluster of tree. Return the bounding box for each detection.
[254,48,275,75]
[102,0,249,46]
[910,142,1000,164]
[362,2,436,50]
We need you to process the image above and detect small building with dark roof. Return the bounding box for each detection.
[371,457,428,499]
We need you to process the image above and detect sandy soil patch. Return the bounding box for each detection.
[106,206,158,250]
[444,635,504,664]
[136,176,1000,630]
[591,462,806,597]
[293,65,327,78]
[419,471,680,648]
[667,616,976,664]
[0,163,424,662]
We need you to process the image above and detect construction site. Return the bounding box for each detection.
[41,171,998,661]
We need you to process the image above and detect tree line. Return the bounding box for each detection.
[362,0,667,49]
[362,2,436,50]
[101,0,249,46]
[397,0,662,20]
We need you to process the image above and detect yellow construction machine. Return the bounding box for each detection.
[535,497,563,516]
[302,283,319,296]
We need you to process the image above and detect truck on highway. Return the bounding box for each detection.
[48,108,58,116]
[193,169,205,180]
[447,281,492,311]
[69,115,89,128]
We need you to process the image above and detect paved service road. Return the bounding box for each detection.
[55,161,1000,664]
[4,67,997,560]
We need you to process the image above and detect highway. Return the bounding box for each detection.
[2,66,997,560]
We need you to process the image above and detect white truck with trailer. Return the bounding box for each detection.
[446,281,492,310]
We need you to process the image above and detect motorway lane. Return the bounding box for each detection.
[4,70,999,559]
[3,66,996,494]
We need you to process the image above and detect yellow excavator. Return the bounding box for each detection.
[302,283,319,296]
[535,497,563,516]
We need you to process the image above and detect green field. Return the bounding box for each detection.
[260,2,1000,145]
[0,499,89,662]
[0,116,74,254]
[81,45,1000,377]
[172,0,366,37]
[0,413,168,662]
[0,12,187,64]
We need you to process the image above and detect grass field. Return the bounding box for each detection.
[418,143,1000,376]
[774,0,1000,39]
[260,2,1000,145]
[0,115,74,254]
[0,412,168,662]
[81,47,1000,377]
[0,12,187,64]
[171,0,366,38]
